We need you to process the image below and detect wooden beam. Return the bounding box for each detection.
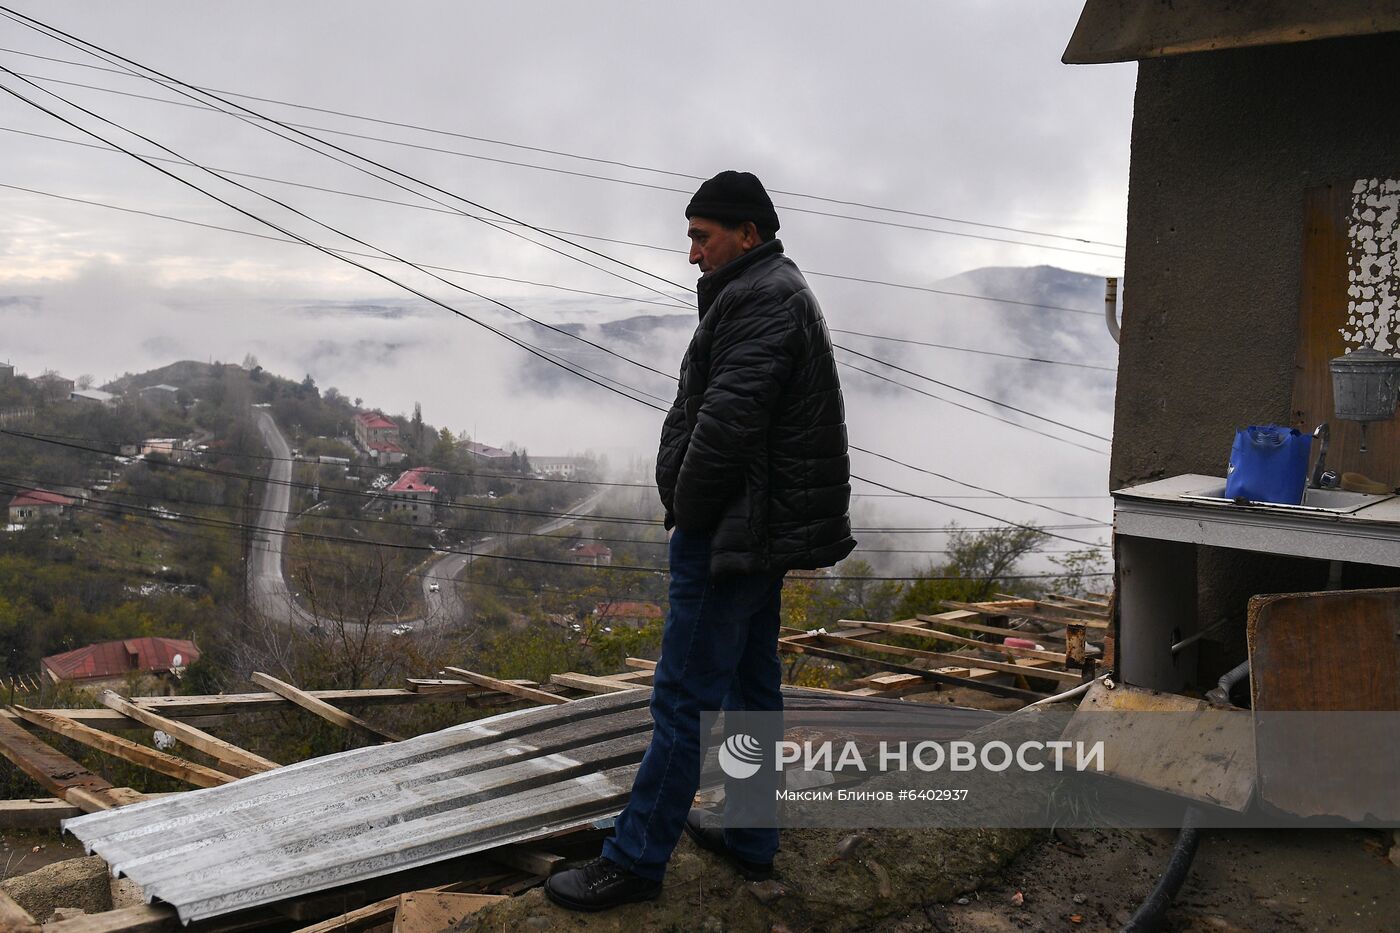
[0,797,81,828]
[780,640,1047,702]
[492,846,565,876]
[250,673,404,742]
[39,904,177,933]
[623,657,657,671]
[443,668,568,706]
[851,621,1068,664]
[939,599,1109,630]
[99,691,279,777]
[10,706,236,789]
[547,672,648,695]
[0,714,122,812]
[913,613,1069,644]
[794,632,1081,684]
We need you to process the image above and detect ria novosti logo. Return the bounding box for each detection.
[718,733,764,779]
[718,735,1106,780]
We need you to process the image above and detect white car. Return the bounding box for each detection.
[428,582,440,593]
[391,624,414,636]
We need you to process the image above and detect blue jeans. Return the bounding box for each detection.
[601,526,785,881]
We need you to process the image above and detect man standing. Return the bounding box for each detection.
[545,171,855,911]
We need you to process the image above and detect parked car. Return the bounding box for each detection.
[428,582,440,593]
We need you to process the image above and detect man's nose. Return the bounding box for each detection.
[688,244,702,265]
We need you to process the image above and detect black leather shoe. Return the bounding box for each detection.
[683,808,775,881]
[544,855,662,912]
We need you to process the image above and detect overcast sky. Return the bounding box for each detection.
[0,2,1136,562]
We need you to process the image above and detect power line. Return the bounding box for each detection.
[0,49,1126,254]
[0,427,1106,534]
[0,70,675,415]
[0,126,1106,319]
[0,84,1108,455]
[0,478,1107,583]
[835,345,1111,443]
[0,13,1116,529]
[830,327,1116,373]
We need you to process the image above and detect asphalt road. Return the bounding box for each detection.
[247,408,611,633]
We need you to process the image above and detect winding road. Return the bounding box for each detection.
[248,408,609,632]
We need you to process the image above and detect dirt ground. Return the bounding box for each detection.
[914,827,1398,933]
[0,829,86,880]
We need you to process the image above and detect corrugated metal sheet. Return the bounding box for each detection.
[65,690,653,922]
[64,687,988,923]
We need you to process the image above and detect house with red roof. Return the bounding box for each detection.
[42,636,199,688]
[569,542,613,566]
[385,468,439,525]
[592,600,664,628]
[7,487,74,525]
[353,411,403,464]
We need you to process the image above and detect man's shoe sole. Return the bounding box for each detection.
[543,880,661,913]
[682,819,774,881]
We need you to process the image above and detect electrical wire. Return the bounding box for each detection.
[0,54,1125,255]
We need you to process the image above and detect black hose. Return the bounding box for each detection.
[1120,807,1203,933]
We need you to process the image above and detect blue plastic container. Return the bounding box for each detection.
[1224,425,1313,505]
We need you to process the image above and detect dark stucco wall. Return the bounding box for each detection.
[1113,32,1400,489]
[1113,33,1400,679]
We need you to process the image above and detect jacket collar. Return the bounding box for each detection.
[696,238,784,316]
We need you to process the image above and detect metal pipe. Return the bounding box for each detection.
[1170,617,1229,655]
[1022,673,1109,710]
[1105,277,1121,344]
[1204,660,1250,707]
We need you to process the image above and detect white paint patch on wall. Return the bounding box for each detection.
[1342,178,1400,352]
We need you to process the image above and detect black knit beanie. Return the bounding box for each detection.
[685,170,780,233]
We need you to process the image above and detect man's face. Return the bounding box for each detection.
[687,217,759,274]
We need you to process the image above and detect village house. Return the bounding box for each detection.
[140,437,192,462]
[460,439,515,470]
[353,411,404,465]
[569,541,613,566]
[69,388,118,406]
[41,636,199,691]
[138,383,180,410]
[384,467,439,525]
[6,486,74,525]
[531,456,591,479]
[33,372,74,398]
[0,361,13,381]
[592,600,663,629]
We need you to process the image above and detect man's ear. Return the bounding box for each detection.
[741,221,762,249]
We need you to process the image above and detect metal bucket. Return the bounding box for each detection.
[1330,347,1400,422]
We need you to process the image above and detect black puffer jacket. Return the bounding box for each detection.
[657,239,855,575]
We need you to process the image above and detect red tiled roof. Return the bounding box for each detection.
[9,488,74,509]
[571,542,613,558]
[388,468,439,494]
[462,441,511,459]
[42,637,199,682]
[594,600,663,619]
[354,412,399,430]
[369,441,404,453]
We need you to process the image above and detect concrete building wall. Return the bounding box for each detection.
[1114,33,1400,672]
[1114,33,1400,488]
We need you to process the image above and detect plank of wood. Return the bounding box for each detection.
[547,672,649,695]
[779,640,1047,702]
[250,673,404,742]
[0,797,81,829]
[803,632,1081,684]
[405,678,475,696]
[0,889,38,932]
[1249,587,1400,821]
[492,847,564,876]
[623,657,658,671]
[443,668,569,706]
[392,892,508,933]
[38,904,178,933]
[913,614,1070,645]
[10,706,236,789]
[130,687,453,718]
[941,599,1110,629]
[99,691,279,777]
[1062,681,1255,813]
[0,715,121,812]
[851,621,1068,664]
